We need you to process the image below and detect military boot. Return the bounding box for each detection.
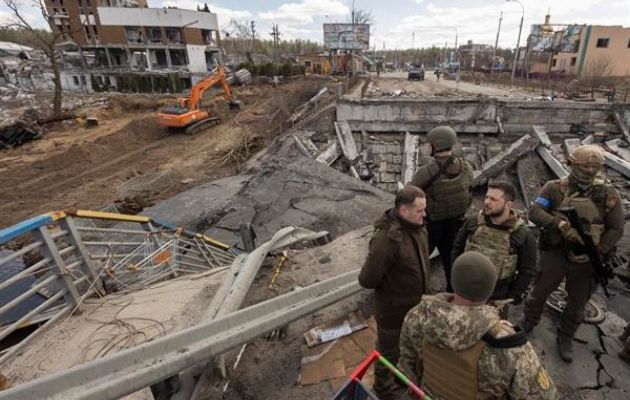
[618,340,630,365]
[556,335,574,363]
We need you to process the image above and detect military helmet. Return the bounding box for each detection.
[427,125,457,152]
[568,145,604,184]
[568,145,605,166]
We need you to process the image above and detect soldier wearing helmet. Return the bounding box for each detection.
[410,125,474,292]
[520,145,625,363]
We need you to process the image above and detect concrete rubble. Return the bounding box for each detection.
[1,70,630,400]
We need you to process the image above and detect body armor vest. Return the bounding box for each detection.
[558,179,605,246]
[422,340,486,400]
[464,212,522,281]
[427,158,472,221]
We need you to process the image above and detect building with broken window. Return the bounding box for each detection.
[45,0,222,92]
[524,15,630,78]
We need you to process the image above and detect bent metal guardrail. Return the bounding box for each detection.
[0,210,236,366]
[0,269,361,400]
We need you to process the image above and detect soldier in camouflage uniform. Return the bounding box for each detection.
[521,145,625,363]
[398,251,558,400]
[359,185,430,399]
[452,181,537,319]
[411,125,473,292]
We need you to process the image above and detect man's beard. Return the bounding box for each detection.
[484,205,505,218]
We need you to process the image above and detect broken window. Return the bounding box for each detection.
[596,38,609,48]
[146,27,162,44]
[125,27,144,44]
[165,27,183,44]
[201,30,215,45]
[83,25,92,41]
[150,49,168,69]
[169,49,187,66]
[79,0,93,14]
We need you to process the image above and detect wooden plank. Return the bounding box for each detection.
[472,134,539,187]
[401,131,420,184]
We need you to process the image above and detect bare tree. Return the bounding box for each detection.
[581,56,614,97]
[349,9,373,25]
[2,0,71,115]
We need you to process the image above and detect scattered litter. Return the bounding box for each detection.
[304,311,368,347]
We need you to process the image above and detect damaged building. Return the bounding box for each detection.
[46,0,222,92]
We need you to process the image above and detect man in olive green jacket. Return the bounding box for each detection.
[359,185,430,398]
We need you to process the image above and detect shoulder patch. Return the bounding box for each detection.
[536,366,551,391]
[534,196,552,209]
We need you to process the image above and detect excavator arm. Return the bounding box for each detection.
[157,65,240,133]
[187,66,237,111]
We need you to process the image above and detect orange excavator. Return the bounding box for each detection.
[157,65,241,135]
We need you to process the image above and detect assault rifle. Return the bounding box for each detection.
[559,207,613,297]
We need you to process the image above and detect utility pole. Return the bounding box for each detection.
[491,11,503,77]
[270,23,281,63]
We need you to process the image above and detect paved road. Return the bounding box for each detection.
[363,71,537,100]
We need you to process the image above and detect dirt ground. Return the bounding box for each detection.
[0,77,332,227]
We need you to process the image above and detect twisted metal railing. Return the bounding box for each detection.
[0,210,235,365]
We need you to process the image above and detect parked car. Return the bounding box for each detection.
[408,66,424,81]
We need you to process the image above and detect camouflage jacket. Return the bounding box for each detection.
[398,294,558,400]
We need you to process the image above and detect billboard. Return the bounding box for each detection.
[323,23,370,50]
[528,24,584,53]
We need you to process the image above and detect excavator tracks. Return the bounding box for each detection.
[184,117,221,135]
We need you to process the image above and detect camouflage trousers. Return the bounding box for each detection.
[374,325,402,394]
[524,250,595,337]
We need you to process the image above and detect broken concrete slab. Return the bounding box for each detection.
[528,312,601,391]
[605,139,630,163]
[315,140,342,166]
[603,150,630,179]
[401,132,420,184]
[472,133,539,187]
[334,121,359,162]
[600,354,630,393]
[204,157,393,246]
[145,175,251,230]
[613,111,630,144]
[531,126,570,179]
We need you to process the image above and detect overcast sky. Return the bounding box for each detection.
[1,0,628,49]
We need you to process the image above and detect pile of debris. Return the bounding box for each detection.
[0,109,42,149]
